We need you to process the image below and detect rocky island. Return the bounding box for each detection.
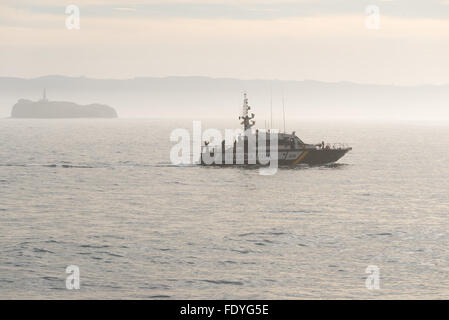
[11,90,118,118]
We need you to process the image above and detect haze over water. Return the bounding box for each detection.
[1,118,449,299]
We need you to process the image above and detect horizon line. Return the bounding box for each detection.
[1,74,448,88]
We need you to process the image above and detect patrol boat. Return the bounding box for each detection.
[200,93,352,166]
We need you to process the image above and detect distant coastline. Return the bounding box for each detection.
[2,75,449,120]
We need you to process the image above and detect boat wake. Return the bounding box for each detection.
[0,162,198,169]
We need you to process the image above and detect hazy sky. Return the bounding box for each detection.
[1,0,449,85]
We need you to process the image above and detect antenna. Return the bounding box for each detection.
[282,87,286,133]
[239,92,255,131]
[270,82,273,129]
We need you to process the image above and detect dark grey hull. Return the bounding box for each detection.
[298,148,352,166]
[200,147,352,167]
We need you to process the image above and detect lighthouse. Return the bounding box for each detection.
[42,88,48,101]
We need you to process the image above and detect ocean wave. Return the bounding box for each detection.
[201,279,244,286]
[0,162,198,169]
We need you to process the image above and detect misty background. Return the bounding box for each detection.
[1,1,449,121]
[1,76,449,121]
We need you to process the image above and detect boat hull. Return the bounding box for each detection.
[296,148,351,166]
[200,147,352,166]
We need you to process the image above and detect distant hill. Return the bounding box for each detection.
[11,97,117,119]
[1,76,448,120]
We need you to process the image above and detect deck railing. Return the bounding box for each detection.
[316,143,350,150]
